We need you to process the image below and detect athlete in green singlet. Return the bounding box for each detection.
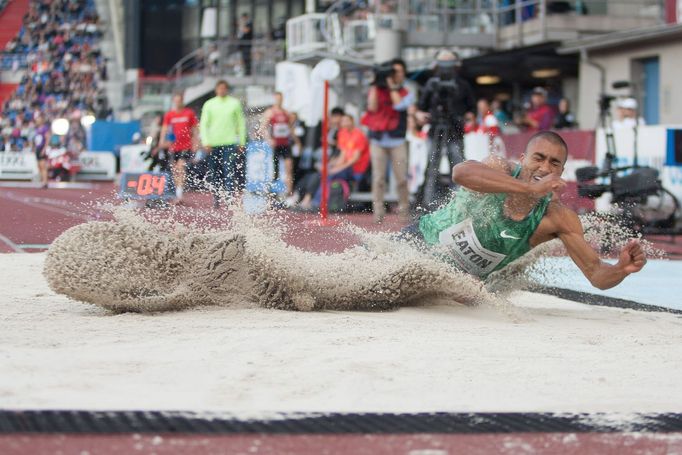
[409,131,646,289]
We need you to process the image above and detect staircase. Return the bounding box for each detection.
[0,82,17,105]
[0,0,30,49]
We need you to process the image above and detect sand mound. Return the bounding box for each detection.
[43,203,662,314]
[43,209,492,313]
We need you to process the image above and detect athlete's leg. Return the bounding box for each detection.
[370,143,388,223]
[284,157,294,196]
[172,157,187,200]
[38,158,49,188]
[389,142,410,221]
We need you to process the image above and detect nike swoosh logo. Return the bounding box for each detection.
[500,230,521,240]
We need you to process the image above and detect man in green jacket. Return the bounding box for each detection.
[200,79,247,208]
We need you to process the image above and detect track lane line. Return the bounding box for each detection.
[0,232,24,253]
[0,191,92,220]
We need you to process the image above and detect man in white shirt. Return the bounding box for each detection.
[612,98,646,129]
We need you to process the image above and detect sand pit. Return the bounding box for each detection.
[2,252,682,413]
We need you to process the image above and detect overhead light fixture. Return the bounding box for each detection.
[51,118,70,136]
[476,75,501,85]
[80,114,96,127]
[531,68,560,79]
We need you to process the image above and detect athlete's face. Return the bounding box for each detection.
[215,83,228,97]
[519,138,566,183]
[340,115,353,130]
[274,93,282,107]
[172,95,183,110]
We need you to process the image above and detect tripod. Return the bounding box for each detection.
[577,91,680,233]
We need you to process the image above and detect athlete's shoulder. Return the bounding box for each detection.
[481,154,513,174]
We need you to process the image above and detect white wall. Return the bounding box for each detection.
[577,39,682,129]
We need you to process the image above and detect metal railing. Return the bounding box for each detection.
[0,53,28,71]
[167,39,284,89]
[286,0,664,59]
[124,38,284,106]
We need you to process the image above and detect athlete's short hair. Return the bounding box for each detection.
[215,79,229,90]
[526,131,568,163]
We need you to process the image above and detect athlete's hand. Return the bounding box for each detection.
[528,174,566,197]
[617,239,647,274]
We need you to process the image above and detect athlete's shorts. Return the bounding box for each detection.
[273,145,292,160]
[35,148,47,161]
[395,222,428,249]
[171,150,193,162]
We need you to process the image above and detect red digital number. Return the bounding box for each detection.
[137,174,153,196]
[151,175,166,195]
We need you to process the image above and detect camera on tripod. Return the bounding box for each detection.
[371,61,395,89]
[577,80,661,201]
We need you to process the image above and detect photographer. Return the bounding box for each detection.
[416,50,476,209]
[362,58,413,224]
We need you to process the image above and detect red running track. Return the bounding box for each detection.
[1,183,682,256]
[0,183,410,254]
[1,432,682,454]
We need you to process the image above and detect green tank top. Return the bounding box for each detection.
[418,165,552,279]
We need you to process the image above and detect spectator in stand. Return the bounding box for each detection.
[207,43,220,76]
[475,98,501,138]
[0,0,108,164]
[327,106,345,159]
[612,97,646,129]
[336,113,370,187]
[260,92,295,199]
[520,87,555,132]
[294,114,368,210]
[554,98,576,129]
[200,79,247,209]
[160,93,199,204]
[491,98,512,130]
[290,112,306,185]
[365,57,412,223]
[237,13,253,76]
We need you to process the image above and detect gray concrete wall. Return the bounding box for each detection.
[576,40,682,128]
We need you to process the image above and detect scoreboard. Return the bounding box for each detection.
[119,172,175,200]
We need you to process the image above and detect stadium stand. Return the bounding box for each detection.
[0,0,108,152]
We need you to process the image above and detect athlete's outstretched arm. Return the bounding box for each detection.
[554,206,647,290]
[452,156,565,196]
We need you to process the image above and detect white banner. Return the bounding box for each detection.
[120,144,151,174]
[0,152,39,180]
[76,151,116,181]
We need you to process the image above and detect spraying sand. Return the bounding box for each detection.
[43,202,662,315]
[43,208,493,313]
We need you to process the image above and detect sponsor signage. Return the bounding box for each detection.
[76,151,116,181]
[0,152,39,180]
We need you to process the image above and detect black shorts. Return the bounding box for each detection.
[35,148,47,161]
[171,150,193,162]
[395,222,428,249]
[273,145,292,160]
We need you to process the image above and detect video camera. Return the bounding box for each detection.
[371,61,395,89]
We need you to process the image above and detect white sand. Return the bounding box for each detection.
[2,252,682,413]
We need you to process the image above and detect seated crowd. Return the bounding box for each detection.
[1,0,108,149]
[0,0,109,186]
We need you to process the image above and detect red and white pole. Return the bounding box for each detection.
[320,80,330,223]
